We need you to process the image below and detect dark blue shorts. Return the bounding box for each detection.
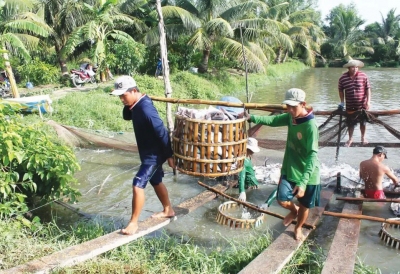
[277,176,320,208]
[133,164,164,189]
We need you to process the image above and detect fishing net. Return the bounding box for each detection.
[47,120,137,152]
[48,108,400,154]
[254,109,400,150]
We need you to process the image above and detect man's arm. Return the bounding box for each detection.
[384,165,399,186]
[339,89,344,104]
[365,88,371,110]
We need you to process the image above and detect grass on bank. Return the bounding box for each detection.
[36,60,307,132]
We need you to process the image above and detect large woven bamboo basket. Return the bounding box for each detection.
[173,115,247,177]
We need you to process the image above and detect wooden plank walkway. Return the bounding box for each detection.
[2,184,227,274]
[321,201,363,274]
[238,188,335,274]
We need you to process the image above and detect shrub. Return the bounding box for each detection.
[16,58,60,86]
[0,103,80,218]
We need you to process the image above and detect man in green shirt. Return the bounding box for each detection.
[242,88,320,241]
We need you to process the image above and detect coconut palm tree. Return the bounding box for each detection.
[325,4,373,59]
[0,0,51,97]
[62,0,146,76]
[367,8,400,58]
[261,0,324,66]
[35,0,89,76]
[146,0,273,73]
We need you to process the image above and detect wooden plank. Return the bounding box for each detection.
[239,188,334,274]
[3,184,227,274]
[321,201,363,274]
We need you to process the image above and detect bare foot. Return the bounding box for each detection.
[345,139,353,147]
[294,227,305,241]
[151,209,175,218]
[361,138,369,145]
[283,206,299,226]
[121,222,138,235]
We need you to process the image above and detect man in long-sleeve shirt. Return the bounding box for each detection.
[111,75,175,235]
[242,88,320,241]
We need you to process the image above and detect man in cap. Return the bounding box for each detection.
[359,146,399,199]
[237,137,261,203]
[110,75,175,235]
[338,59,371,147]
[240,88,320,241]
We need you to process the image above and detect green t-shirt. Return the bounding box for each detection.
[238,157,259,193]
[250,112,320,190]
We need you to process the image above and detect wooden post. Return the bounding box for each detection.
[2,47,19,98]
[336,172,341,193]
[335,111,343,160]
[155,0,174,136]
[239,25,250,126]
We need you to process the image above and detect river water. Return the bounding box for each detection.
[54,68,400,273]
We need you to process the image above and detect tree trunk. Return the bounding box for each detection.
[2,46,19,98]
[198,49,210,73]
[155,0,174,135]
[282,51,288,63]
[55,44,69,77]
[275,47,283,64]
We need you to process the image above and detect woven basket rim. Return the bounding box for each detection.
[175,114,246,124]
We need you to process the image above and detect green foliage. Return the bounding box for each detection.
[16,58,60,85]
[51,88,134,132]
[370,44,397,63]
[0,104,80,218]
[107,41,146,75]
[58,231,272,273]
[281,242,324,274]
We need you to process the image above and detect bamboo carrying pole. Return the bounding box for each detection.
[150,96,400,116]
[336,197,400,203]
[198,181,315,229]
[323,211,400,225]
[150,96,286,112]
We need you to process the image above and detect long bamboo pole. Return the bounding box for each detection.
[198,181,315,229]
[150,96,400,116]
[336,197,400,203]
[150,96,286,111]
[323,211,400,225]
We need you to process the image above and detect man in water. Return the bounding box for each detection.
[359,146,399,199]
[110,75,175,235]
[338,59,371,147]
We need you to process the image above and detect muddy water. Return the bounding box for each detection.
[62,68,400,272]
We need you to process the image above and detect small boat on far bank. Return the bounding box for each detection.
[1,95,53,115]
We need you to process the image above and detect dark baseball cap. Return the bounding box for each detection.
[373,146,387,159]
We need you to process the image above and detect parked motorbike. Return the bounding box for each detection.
[70,65,97,88]
[0,71,10,97]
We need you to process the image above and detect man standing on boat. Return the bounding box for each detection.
[110,75,175,235]
[241,88,320,241]
[338,59,371,147]
[359,146,399,199]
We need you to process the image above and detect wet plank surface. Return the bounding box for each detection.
[321,201,363,274]
[239,188,335,274]
[3,184,227,274]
